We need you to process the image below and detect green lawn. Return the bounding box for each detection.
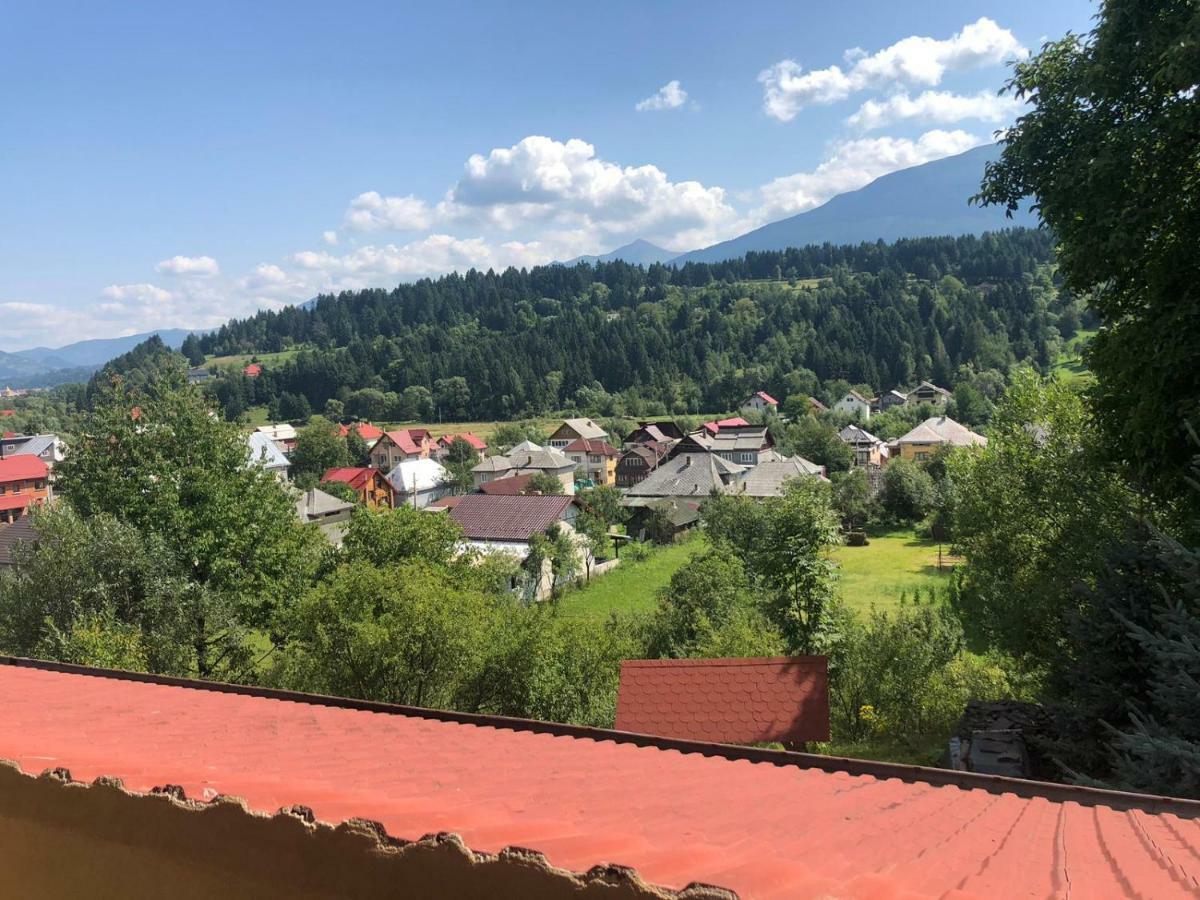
[1051,328,1097,385]
[206,347,308,371]
[556,535,705,620]
[833,527,956,615]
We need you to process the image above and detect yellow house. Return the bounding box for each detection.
[563,438,620,486]
[895,416,987,462]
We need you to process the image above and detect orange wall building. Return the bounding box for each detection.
[0,456,50,524]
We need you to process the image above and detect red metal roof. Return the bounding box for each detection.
[438,432,488,451]
[1,660,1198,899]
[338,422,384,442]
[380,429,425,456]
[448,494,573,542]
[615,657,829,744]
[702,417,751,434]
[754,391,779,405]
[0,456,48,482]
[242,363,262,376]
[320,466,379,490]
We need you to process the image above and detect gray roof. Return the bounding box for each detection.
[247,432,290,471]
[5,434,57,459]
[557,417,608,441]
[733,458,826,498]
[0,516,38,567]
[897,416,987,447]
[689,425,771,453]
[508,447,576,472]
[294,487,354,522]
[838,424,883,446]
[623,452,745,499]
[472,455,513,474]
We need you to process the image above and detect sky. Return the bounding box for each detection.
[0,0,1095,350]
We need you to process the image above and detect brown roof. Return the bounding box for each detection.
[563,438,620,457]
[477,474,534,495]
[2,658,1200,899]
[0,516,38,566]
[448,494,574,542]
[615,657,829,744]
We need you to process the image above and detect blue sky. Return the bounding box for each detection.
[0,0,1095,349]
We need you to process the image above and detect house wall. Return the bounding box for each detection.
[0,474,49,524]
[833,396,870,421]
[0,763,684,900]
[898,441,942,462]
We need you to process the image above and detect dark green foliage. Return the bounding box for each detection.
[978,0,1200,505]
[195,231,1063,421]
[831,468,873,530]
[289,416,350,484]
[880,459,937,523]
[525,471,564,495]
[84,336,185,407]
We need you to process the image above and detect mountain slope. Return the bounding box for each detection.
[564,239,680,266]
[12,328,195,368]
[673,144,1038,265]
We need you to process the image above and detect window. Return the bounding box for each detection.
[589,455,601,464]
[738,452,755,464]
[35,480,45,490]
[914,451,929,462]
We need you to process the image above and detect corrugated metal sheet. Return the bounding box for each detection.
[0,661,1198,899]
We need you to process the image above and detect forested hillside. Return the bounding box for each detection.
[195,229,1077,421]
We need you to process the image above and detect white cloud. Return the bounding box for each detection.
[750,129,985,224]
[101,283,174,303]
[760,17,1026,121]
[154,255,220,277]
[636,80,688,112]
[846,89,1022,131]
[322,230,339,246]
[343,191,433,231]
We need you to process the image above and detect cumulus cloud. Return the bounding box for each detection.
[760,18,1026,121]
[322,230,339,246]
[343,191,434,231]
[101,283,174,303]
[846,89,1022,131]
[750,129,985,224]
[636,80,688,112]
[154,255,220,277]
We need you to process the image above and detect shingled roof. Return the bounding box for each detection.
[448,494,574,542]
[615,657,829,744]
[623,452,744,498]
[2,658,1198,899]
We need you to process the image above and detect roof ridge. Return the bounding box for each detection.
[3,654,1198,817]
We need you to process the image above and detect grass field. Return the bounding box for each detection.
[556,535,704,620]
[557,526,955,621]
[206,347,308,370]
[832,528,957,615]
[1050,329,1097,385]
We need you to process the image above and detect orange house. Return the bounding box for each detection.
[0,456,50,524]
[320,467,394,509]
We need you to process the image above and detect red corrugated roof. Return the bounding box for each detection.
[0,456,48,482]
[615,657,829,744]
[381,430,424,456]
[438,432,488,451]
[1,660,1198,899]
[338,422,384,442]
[702,417,751,434]
[448,494,573,541]
[320,466,379,490]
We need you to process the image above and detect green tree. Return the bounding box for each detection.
[53,375,321,677]
[340,504,463,570]
[879,458,937,523]
[180,333,206,367]
[290,415,350,484]
[434,376,471,420]
[830,468,873,530]
[977,0,1200,504]
[442,437,479,493]
[524,471,564,495]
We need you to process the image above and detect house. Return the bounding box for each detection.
[387,458,451,509]
[337,422,384,444]
[623,452,745,502]
[624,496,705,541]
[615,442,673,488]
[0,660,1195,900]
[0,433,64,469]
[546,417,607,449]
[0,456,50,524]
[616,657,829,746]
[505,446,578,494]
[677,423,774,467]
[471,454,514,487]
[446,493,586,600]
[0,515,38,569]
[255,423,297,454]
[186,366,212,384]
[434,432,488,459]
[876,388,908,412]
[833,390,873,421]
[701,416,750,434]
[369,428,433,469]
[732,457,827,498]
[622,420,684,447]
[838,424,888,467]
[906,380,953,408]
[246,431,290,481]
[740,390,779,415]
[895,416,988,462]
[242,363,262,378]
[562,438,619,487]
[320,466,394,509]
[293,487,354,546]
[508,439,543,454]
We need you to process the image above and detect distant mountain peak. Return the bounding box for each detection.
[671,144,1039,265]
[563,239,679,267]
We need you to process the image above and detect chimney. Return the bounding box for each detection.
[682,456,693,468]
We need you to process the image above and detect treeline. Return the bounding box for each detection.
[195,229,1079,421]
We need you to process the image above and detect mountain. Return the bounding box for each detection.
[12,328,195,368]
[564,239,681,266]
[672,144,1039,265]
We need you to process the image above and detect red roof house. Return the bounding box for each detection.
[0,456,50,523]
[701,416,750,435]
[370,429,432,469]
[337,422,384,443]
[448,494,575,543]
[320,466,393,509]
[242,363,262,377]
[0,659,1197,899]
[437,432,488,453]
[615,657,829,745]
[477,474,534,495]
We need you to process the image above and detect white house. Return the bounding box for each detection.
[387,458,452,509]
[246,431,290,481]
[740,391,780,416]
[833,390,873,421]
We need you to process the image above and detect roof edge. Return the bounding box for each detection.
[3,654,1199,818]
